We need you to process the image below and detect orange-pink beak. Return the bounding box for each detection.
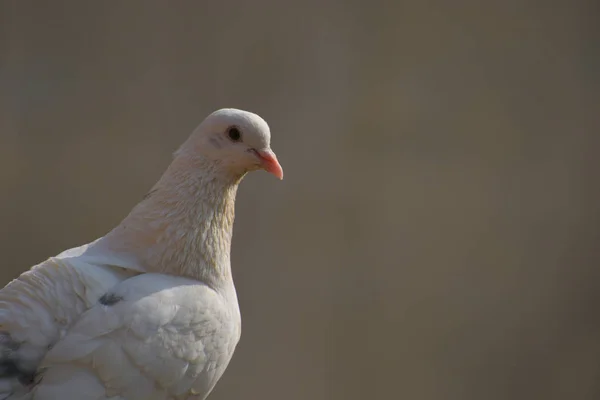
[255,149,284,180]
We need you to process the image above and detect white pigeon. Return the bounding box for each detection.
[0,108,283,400]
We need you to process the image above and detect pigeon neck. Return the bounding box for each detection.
[102,155,242,287]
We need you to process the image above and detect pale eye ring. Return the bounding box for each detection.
[227,126,242,142]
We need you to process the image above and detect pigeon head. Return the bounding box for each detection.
[179,108,283,180]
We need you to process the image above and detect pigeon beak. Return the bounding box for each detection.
[254,149,284,180]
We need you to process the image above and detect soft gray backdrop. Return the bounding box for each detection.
[1,1,599,399]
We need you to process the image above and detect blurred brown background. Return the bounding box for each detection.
[1,1,599,399]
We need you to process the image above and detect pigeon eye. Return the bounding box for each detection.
[227,127,242,142]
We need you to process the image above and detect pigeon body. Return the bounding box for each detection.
[0,109,283,400]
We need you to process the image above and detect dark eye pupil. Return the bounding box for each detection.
[227,127,241,142]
